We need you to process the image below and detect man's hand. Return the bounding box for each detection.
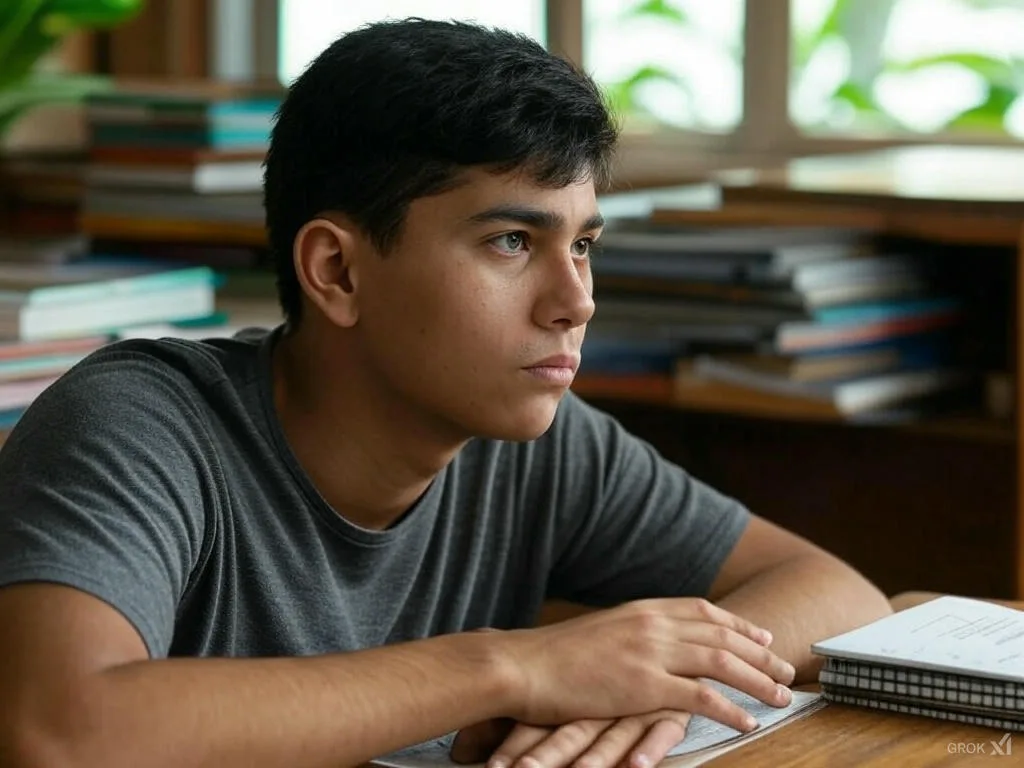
[452,712,690,768]
[494,597,796,734]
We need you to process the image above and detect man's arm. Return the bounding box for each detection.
[1,582,798,768]
[706,514,892,684]
[0,583,515,768]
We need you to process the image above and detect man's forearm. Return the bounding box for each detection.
[17,633,515,768]
[714,553,892,685]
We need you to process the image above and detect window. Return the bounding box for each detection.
[263,0,1024,181]
[277,0,545,85]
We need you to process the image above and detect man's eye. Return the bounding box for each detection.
[572,237,595,257]
[492,232,529,254]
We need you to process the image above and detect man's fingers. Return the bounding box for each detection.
[500,720,612,768]
[571,713,685,768]
[679,621,795,688]
[670,643,792,711]
[487,722,572,768]
[624,716,689,768]
[562,716,647,768]
[669,678,760,734]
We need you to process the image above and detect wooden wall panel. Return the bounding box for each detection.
[102,0,209,78]
[581,398,1017,600]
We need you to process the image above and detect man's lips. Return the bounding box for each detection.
[523,354,580,386]
[524,354,580,373]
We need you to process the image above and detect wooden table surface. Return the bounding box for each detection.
[696,700,1016,767]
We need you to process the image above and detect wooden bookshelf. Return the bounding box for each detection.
[592,144,1024,601]
[573,373,1016,444]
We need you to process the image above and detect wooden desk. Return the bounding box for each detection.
[699,701,1014,767]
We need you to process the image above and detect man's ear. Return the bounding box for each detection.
[292,215,362,328]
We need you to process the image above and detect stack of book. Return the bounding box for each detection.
[813,596,1023,734]
[585,220,971,420]
[0,260,223,429]
[78,79,283,249]
[0,81,294,430]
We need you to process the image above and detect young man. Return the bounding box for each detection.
[0,18,891,768]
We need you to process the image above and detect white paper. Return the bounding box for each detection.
[372,681,822,768]
[666,681,821,756]
[812,595,1024,682]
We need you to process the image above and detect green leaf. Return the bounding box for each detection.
[0,71,112,137]
[794,0,850,70]
[602,65,693,122]
[944,84,1018,132]
[831,80,876,112]
[0,0,51,82]
[42,0,146,34]
[887,52,1016,86]
[619,0,688,25]
[620,64,688,90]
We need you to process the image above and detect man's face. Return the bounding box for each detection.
[351,168,602,442]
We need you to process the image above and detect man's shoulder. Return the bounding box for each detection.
[61,325,270,394]
[85,325,269,373]
[13,326,275,439]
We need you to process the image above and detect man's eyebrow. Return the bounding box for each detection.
[467,206,605,232]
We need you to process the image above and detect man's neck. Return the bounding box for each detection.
[269,323,467,531]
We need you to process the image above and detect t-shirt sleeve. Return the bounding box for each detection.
[0,350,212,658]
[543,392,751,605]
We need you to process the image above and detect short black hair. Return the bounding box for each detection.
[263,17,619,323]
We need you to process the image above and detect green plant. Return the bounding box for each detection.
[0,0,144,138]
[795,0,1024,134]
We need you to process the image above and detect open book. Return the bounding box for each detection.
[372,680,824,768]
[811,595,1024,732]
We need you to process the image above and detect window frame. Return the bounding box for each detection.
[236,0,1023,184]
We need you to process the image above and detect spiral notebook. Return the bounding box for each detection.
[811,596,1024,731]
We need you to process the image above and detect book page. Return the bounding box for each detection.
[666,681,822,757]
[812,596,1024,682]
[372,682,823,768]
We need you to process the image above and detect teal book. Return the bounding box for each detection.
[0,264,217,306]
[0,264,219,341]
[809,297,961,325]
[91,124,271,149]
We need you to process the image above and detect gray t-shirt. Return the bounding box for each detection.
[0,326,750,659]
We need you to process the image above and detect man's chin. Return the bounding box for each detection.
[472,397,563,442]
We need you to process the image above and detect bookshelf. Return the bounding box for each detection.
[576,145,1024,602]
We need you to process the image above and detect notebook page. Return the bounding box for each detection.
[372,682,822,768]
[666,681,822,757]
[811,596,1024,682]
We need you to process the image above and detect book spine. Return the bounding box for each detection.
[26,267,216,307]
